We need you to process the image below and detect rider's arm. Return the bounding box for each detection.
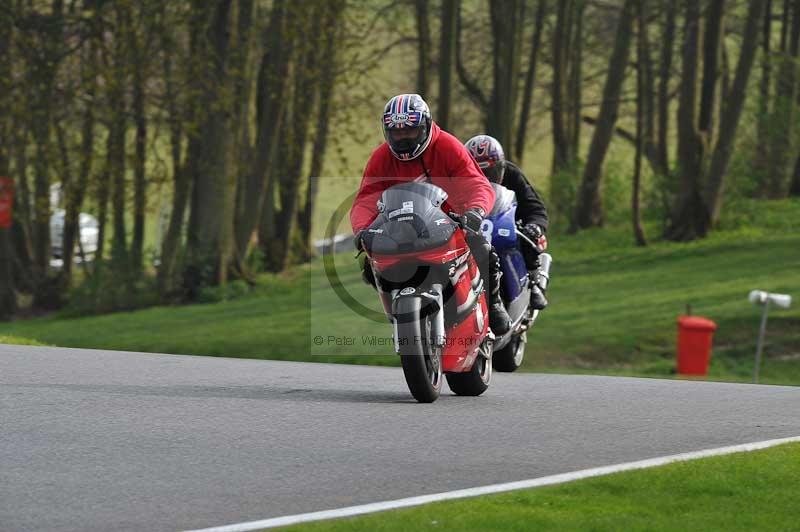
[504,162,548,232]
[350,149,391,234]
[441,133,495,216]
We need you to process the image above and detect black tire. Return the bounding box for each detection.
[446,339,492,396]
[396,297,442,403]
[493,332,526,372]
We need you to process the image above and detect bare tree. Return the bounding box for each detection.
[298,0,346,259]
[551,0,574,174]
[515,0,548,163]
[414,0,431,97]
[761,0,800,197]
[0,5,15,319]
[573,0,637,230]
[754,0,773,181]
[667,0,767,239]
[656,0,677,176]
[438,0,458,131]
[633,0,648,247]
[184,0,235,291]
[233,0,291,266]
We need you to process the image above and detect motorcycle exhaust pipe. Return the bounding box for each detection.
[537,253,552,291]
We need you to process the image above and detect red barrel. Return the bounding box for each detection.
[676,316,717,376]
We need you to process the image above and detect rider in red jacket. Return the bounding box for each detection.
[351,94,511,334]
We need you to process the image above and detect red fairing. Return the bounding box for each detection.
[370,240,469,272]
[350,122,496,233]
[369,229,487,374]
[442,291,488,373]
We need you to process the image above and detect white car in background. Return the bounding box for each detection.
[49,209,99,267]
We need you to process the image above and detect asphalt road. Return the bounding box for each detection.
[2,345,799,532]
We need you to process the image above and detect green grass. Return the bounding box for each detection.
[1,198,798,384]
[274,443,800,532]
[0,335,50,346]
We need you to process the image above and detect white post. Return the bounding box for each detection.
[752,302,769,384]
[749,290,792,384]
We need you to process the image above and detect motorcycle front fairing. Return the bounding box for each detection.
[362,182,489,373]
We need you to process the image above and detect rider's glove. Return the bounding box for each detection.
[522,223,543,241]
[354,230,366,252]
[522,223,547,252]
[460,208,485,235]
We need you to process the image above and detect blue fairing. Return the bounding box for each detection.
[482,197,529,303]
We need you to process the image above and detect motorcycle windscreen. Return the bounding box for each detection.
[488,183,517,217]
[364,182,456,255]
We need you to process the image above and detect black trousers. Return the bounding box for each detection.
[464,231,502,298]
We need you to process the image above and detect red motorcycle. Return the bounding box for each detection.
[360,182,493,402]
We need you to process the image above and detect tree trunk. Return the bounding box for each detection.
[754,0,773,182]
[229,0,255,274]
[95,155,110,264]
[573,0,637,230]
[455,2,489,110]
[109,5,128,267]
[0,8,15,319]
[698,0,726,139]
[108,86,128,267]
[130,14,147,274]
[60,40,96,286]
[633,0,648,247]
[233,0,290,263]
[157,34,191,296]
[487,0,525,153]
[763,0,800,197]
[184,0,235,292]
[438,0,457,131]
[665,0,704,241]
[514,0,547,162]
[298,0,344,259]
[704,0,768,226]
[265,2,322,272]
[656,0,677,175]
[551,0,573,174]
[29,66,54,293]
[567,1,585,160]
[414,0,431,97]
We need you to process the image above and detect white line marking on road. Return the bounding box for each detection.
[186,435,800,532]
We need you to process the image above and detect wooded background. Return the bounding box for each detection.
[0,0,799,320]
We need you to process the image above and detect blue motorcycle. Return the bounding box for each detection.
[481,183,552,371]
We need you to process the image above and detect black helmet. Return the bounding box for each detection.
[464,134,507,184]
[383,94,432,161]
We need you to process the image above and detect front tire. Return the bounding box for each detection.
[446,338,492,396]
[396,297,442,403]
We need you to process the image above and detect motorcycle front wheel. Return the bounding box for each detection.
[395,297,442,403]
[493,331,526,372]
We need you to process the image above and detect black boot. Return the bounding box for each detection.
[488,253,511,335]
[530,261,549,310]
[530,283,548,310]
[465,231,510,335]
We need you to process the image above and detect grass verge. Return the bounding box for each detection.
[274,442,800,532]
[0,335,50,347]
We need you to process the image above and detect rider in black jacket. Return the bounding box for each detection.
[464,135,549,310]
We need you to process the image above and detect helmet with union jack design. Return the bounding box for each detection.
[464,134,506,184]
[383,94,432,161]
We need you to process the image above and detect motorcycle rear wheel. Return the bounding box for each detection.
[446,338,492,396]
